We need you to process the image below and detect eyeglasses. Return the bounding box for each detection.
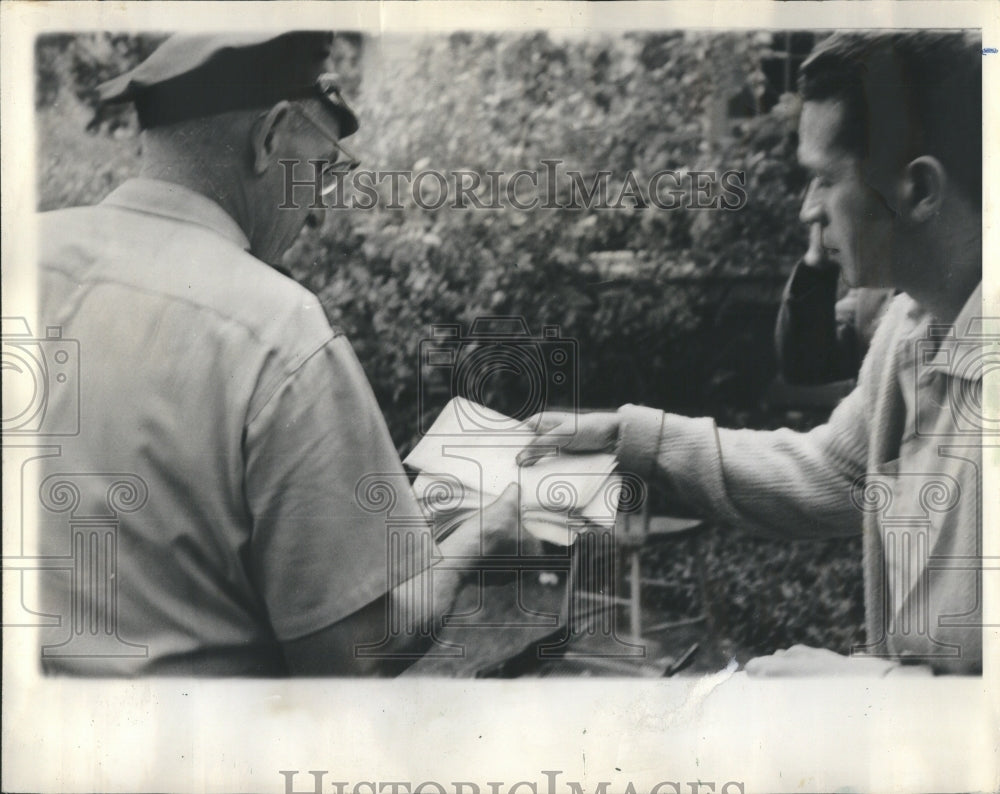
[291,101,360,196]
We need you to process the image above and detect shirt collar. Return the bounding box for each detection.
[920,281,986,382]
[101,178,252,252]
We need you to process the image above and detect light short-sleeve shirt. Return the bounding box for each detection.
[34,178,432,675]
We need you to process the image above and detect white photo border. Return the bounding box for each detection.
[2,3,998,793]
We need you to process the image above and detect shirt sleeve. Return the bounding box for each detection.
[775,260,860,385]
[243,334,435,641]
[615,320,883,540]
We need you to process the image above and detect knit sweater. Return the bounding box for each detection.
[616,284,984,674]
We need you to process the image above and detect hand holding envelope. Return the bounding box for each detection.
[405,398,623,546]
[515,411,621,466]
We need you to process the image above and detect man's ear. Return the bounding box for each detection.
[900,156,947,223]
[251,101,292,175]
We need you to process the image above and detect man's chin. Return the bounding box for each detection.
[838,260,889,290]
[830,260,857,288]
[849,271,895,291]
[840,271,860,289]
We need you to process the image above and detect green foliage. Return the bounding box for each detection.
[36,33,165,120]
[34,34,160,211]
[35,31,861,663]
[290,32,811,450]
[644,528,865,659]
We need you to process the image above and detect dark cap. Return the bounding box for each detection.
[97,31,359,136]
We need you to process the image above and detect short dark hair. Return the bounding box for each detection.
[799,31,981,207]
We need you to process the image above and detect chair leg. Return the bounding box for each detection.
[630,548,641,643]
[691,533,714,641]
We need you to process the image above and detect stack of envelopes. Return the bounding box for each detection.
[404,397,621,546]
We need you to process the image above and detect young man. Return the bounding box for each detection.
[522,32,984,675]
[35,32,518,676]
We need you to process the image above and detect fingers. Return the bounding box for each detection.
[803,223,825,267]
[743,648,787,677]
[477,483,523,559]
[490,481,520,508]
[743,657,783,677]
[515,449,542,467]
[479,481,520,525]
[744,645,819,677]
[525,412,573,434]
[744,646,900,677]
[515,435,564,467]
[518,411,574,468]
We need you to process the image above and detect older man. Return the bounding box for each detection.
[35,32,516,676]
[522,31,984,675]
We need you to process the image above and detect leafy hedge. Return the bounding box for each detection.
[290,32,813,450]
[35,31,863,661]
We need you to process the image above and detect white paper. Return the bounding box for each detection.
[407,398,619,543]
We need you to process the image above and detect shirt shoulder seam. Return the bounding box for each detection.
[245,333,347,427]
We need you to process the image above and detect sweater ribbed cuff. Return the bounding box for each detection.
[615,403,665,481]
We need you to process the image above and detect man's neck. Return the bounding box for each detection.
[904,260,980,324]
[139,160,254,246]
[899,207,981,324]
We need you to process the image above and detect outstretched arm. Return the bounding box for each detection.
[519,361,874,541]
